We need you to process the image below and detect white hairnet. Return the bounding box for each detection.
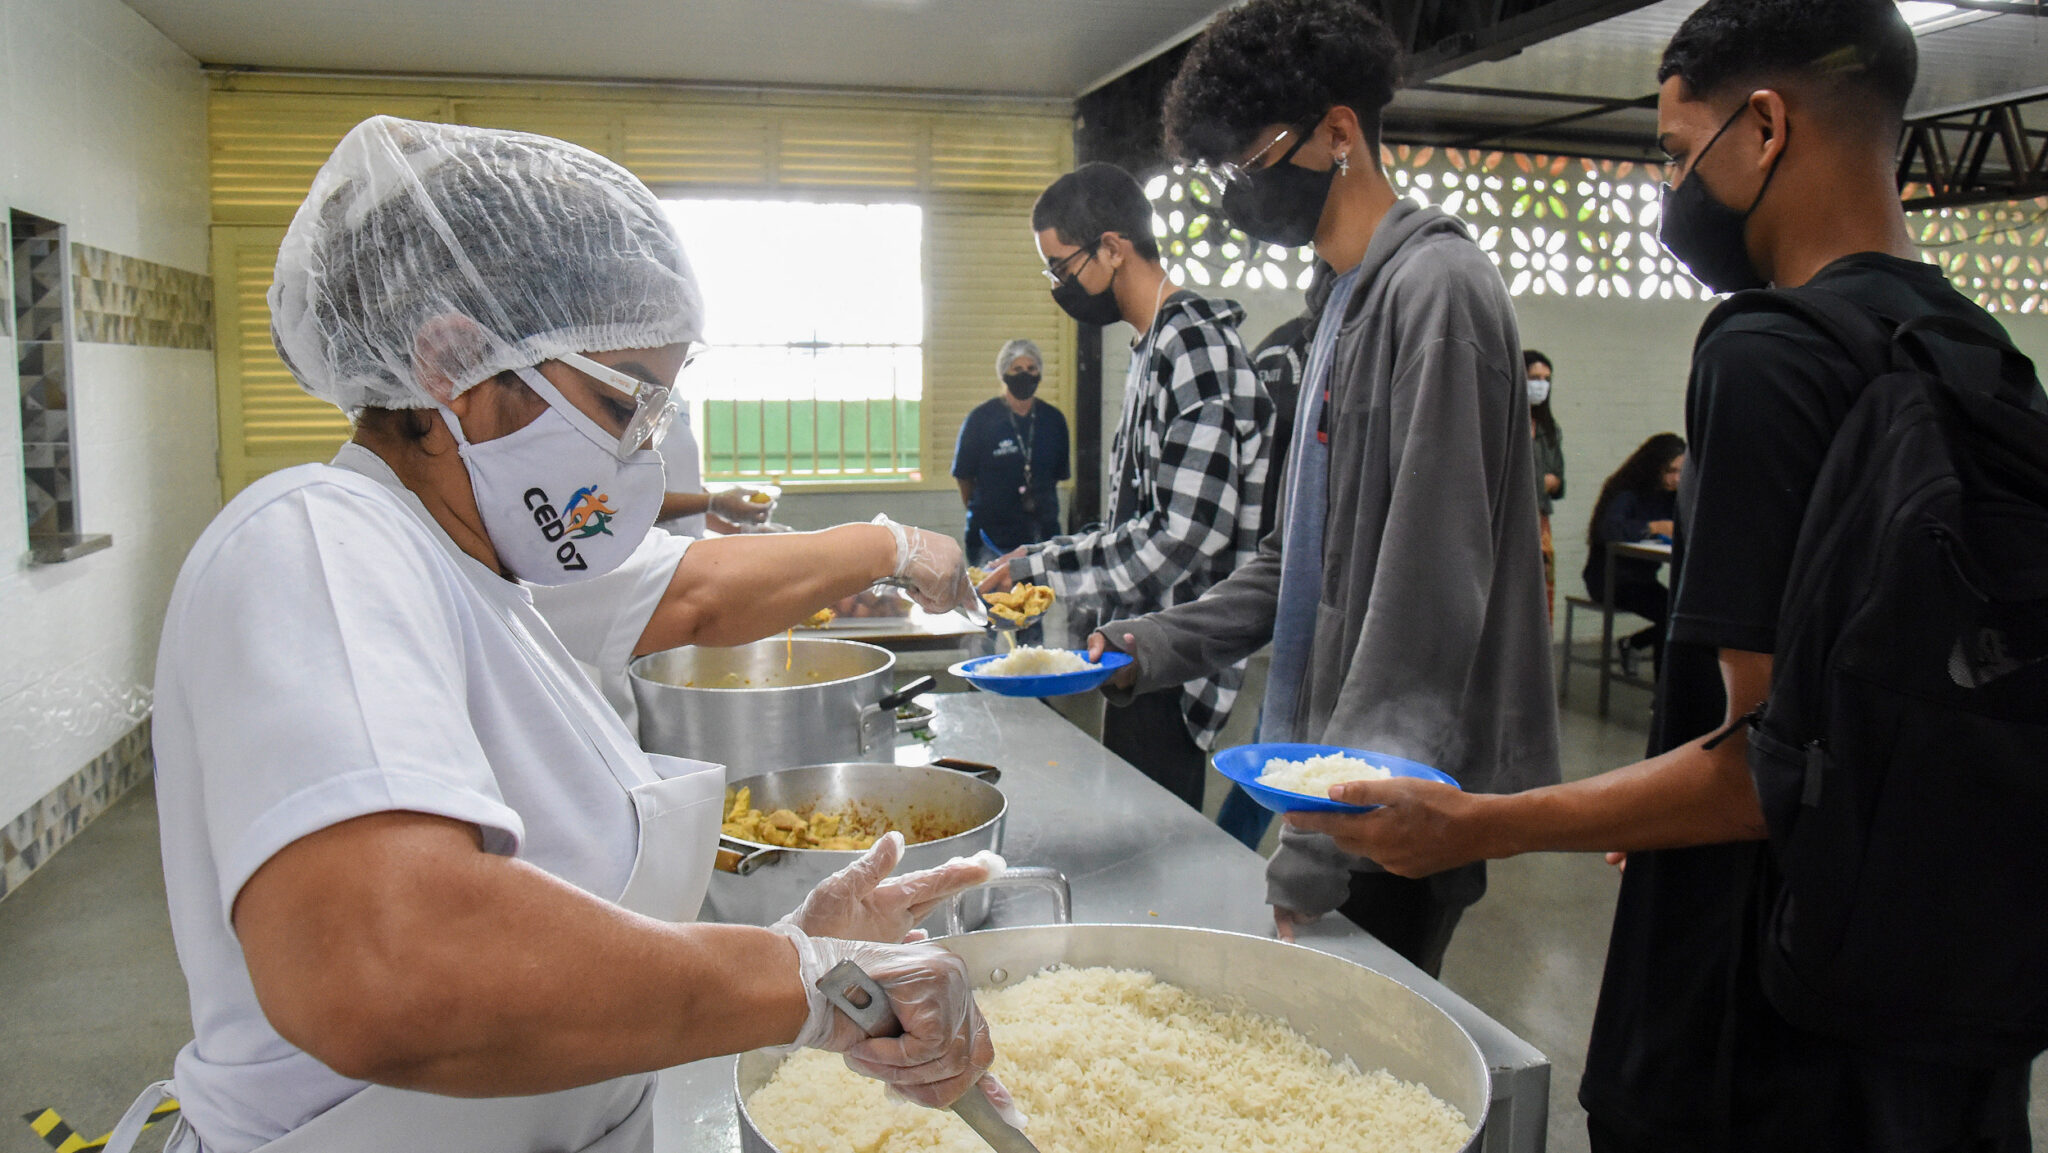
[995,338,1043,378]
[271,116,704,413]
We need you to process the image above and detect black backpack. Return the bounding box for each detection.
[1702,285,2048,1068]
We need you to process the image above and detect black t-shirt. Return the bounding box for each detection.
[1251,314,1310,539]
[1579,254,2034,1151]
[951,396,1069,551]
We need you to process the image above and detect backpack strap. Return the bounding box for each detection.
[1701,285,2043,408]
[1891,313,2043,408]
[1699,286,1892,382]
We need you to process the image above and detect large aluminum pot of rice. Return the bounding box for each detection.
[703,761,1010,934]
[734,923,1491,1153]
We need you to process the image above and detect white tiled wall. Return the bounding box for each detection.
[0,0,213,830]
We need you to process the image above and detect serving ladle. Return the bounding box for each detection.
[970,533,1049,634]
[818,960,1042,1153]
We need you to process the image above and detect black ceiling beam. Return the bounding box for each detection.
[1414,81,1629,106]
[1449,91,1656,147]
[1385,0,1664,83]
[1938,0,2048,15]
[1074,40,1194,173]
[1897,92,2048,209]
[1383,128,1658,163]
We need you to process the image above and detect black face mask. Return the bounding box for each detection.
[1658,105,1783,294]
[1219,132,1335,248]
[1050,260,1122,326]
[1003,370,1040,399]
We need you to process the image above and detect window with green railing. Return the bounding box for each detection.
[663,198,922,482]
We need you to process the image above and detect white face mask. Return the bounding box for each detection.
[440,364,667,585]
[1526,375,1552,407]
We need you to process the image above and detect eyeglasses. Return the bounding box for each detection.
[1040,237,1102,286]
[1204,127,1309,189]
[555,350,687,455]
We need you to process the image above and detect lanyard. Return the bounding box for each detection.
[1115,284,1178,517]
[1008,408,1036,491]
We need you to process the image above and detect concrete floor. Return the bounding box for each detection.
[1,669,2041,1152]
[0,779,186,1153]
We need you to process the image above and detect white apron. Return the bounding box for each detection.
[115,611,725,1153]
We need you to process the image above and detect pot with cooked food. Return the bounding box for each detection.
[734,923,1490,1153]
[631,638,932,774]
[707,761,1013,933]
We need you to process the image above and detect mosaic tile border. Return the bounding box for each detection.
[0,721,153,902]
[71,245,213,351]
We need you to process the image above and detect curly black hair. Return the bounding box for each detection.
[1659,0,1917,126]
[1031,162,1162,262]
[1161,0,1401,166]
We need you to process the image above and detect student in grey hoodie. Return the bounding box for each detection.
[1089,0,1560,976]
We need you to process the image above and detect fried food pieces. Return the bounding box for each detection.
[982,582,1054,625]
[723,786,880,850]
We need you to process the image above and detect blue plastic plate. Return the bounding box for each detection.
[1212,742,1461,814]
[949,651,1134,698]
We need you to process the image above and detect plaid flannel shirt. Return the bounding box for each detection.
[1013,293,1272,750]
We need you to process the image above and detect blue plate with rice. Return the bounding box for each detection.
[1213,742,1460,814]
[949,650,1133,698]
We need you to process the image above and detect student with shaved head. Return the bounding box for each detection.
[1282,2,2046,1149]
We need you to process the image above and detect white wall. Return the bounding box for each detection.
[0,0,214,825]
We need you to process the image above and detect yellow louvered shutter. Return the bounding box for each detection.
[621,106,775,189]
[207,77,1073,498]
[211,226,351,492]
[448,99,621,159]
[929,116,1070,194]
[924,197,1075,484]
[774,111,923,190]
[210,92,450,226]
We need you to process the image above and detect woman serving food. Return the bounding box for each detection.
[127,117,1013,1153]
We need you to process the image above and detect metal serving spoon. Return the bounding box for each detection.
[816,960,1041,1153]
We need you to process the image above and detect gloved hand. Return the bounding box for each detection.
[872,515,977,615]
[779,831,1006,943]
[772,924,1017,1118]
[710,486,777,525]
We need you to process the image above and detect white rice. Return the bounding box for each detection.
[977,647,1090,677]
[748,966,1472,1153]
[1256,753,1393,799]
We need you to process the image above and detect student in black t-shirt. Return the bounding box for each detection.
[1583,433,1684,675]
[1275,3,2041,1149]
[952,338,1070,565]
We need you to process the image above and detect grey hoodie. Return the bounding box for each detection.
[1104,200,1561,917]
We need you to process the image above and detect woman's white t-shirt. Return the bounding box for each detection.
[151,444,688,1153]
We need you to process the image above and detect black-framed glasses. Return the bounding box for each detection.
[1040,236,1102,286]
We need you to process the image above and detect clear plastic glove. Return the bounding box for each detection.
[778,831,1005,944]
[710,485,777,525]
[872,515,976,615]
[772,924,1014,1116]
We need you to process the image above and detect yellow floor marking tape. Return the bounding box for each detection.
[22,1100,180,1153]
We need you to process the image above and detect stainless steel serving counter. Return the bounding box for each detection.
[653,691,1550,1153]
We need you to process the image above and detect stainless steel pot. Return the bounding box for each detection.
[704,761,1065,935]
[630,638,932,775]
[735,924,1491,1153]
